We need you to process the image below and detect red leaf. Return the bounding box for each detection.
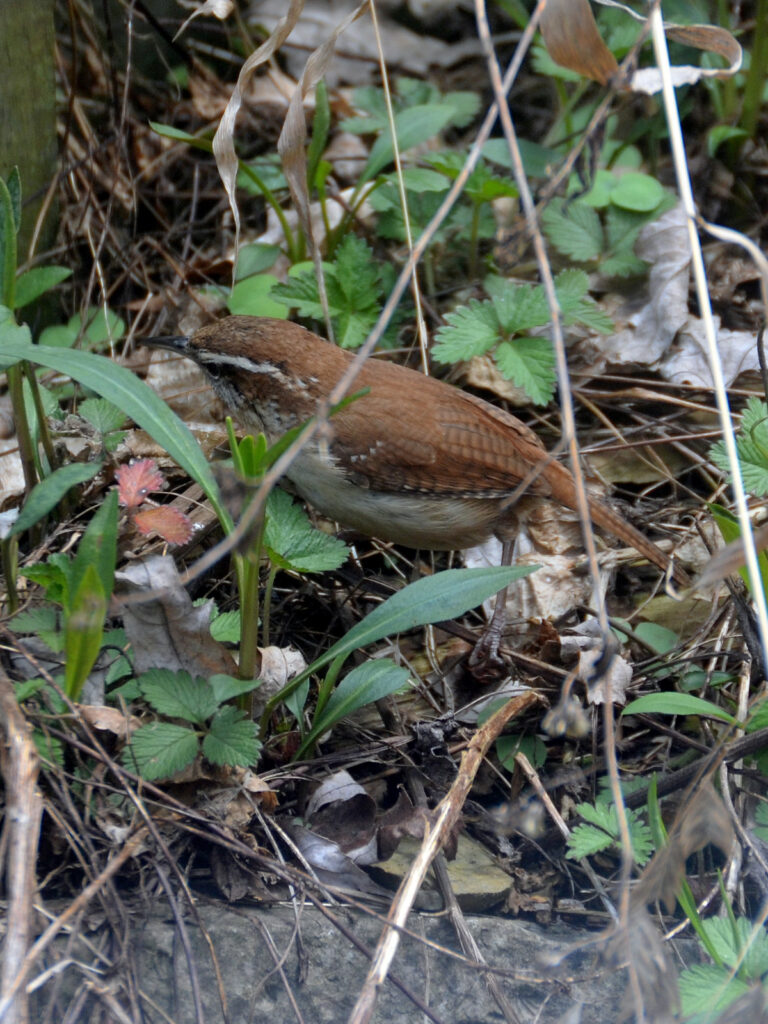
[133,506,194,545]
[116,459,165,508]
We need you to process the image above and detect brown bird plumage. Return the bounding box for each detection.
[144,316,688,585]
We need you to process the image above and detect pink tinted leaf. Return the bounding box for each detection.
[116,459,165,508]
[133,506,194,545]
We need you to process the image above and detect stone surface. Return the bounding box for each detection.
[32,900,690,1023]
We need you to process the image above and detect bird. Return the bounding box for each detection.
[142,315,689,588]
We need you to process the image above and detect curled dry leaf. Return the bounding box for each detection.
[540,0,741,94]
[78,703,142,739]
[114,555,238,678]
[540,0,618,86]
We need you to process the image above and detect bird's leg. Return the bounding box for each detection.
[468,537,516,682]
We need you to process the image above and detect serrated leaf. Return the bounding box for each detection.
[678,964,750,1019]
[623,692,736,724]
[484,276,550,333]
[138,669,219,724]
[269,271,326,319]
[567,822,616,859]
[701,917,768,977]
[79,397,127,435]
[542,200,603,261]
[334,235,382,311]
[432,301,499,362]
[334,305,380,350]
[494,336,555,405]
[115,459,164,508]
[9,607,60,636]
[11,460,103,536]
[14,266,72,308]
[711,397,768,496]
[295,659,410,760]
[600,251,647,277]
[125,722,200,780]
[203,705,261,766]
[264,488,349,572]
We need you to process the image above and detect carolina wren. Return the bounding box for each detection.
[143,316,688,586]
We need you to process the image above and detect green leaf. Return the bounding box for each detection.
[295,659,410,760]
[208,673,261,704]
[235,243,282,280]
[0,315,29,369]
[14,266,72,308]
[678,964,750,1020]
[432,301,500,362]
[496,733,547,771]
[541,200,603,262]
[707,124,749,157]
[484,276,550,333]
[68,306,126,347]
[264,488,350,573]
[609,172,666,212]
[494,336,556,405]
[711,396,768,496]
[623,692,737,725]
[70,489,118,603]
[270,270,326,320]
[333,235,382,312]
[209,610,241,644]
[634,621,679,655]
[203,705,261,766]
[37,324,78,348]
[0,339,226,525]
[227,274,287,317]
[264,565,538,726]
[363,104,456,181]
[21,555,71,608]
[567,821,616,859]
[138,669,219,724]
[64,564,107,699]
[307,78,331,186]
[125,722,200,780]
[700,917,768,977]
[10,460,103,536]
[79,397,127,435]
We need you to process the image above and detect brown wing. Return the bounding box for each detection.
[327,359,555,498]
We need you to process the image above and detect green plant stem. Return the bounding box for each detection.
[237,553,260,682]
[313,652,345,722]
[1,537,19,613]
[5,363,37,494]
[237,162,301,262]
[24,361,59,474]
[468,202,480,280]
[423,249,436,297]
[261,564,278,648]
